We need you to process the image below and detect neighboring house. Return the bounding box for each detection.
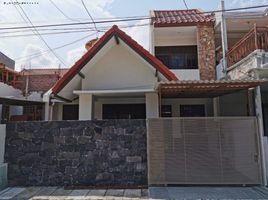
[0,54,68,122]
[215,3,268,185]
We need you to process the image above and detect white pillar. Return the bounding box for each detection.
[149,10,155,55]
[44,102,50,121]
[220,0,228,74]
[79,94,93,120]
[255,86,268,186]
[146,92,159,118]
[213,97,220,117]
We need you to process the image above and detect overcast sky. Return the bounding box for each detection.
[0,0,267,71]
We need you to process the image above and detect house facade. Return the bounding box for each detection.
[42,14,266,185]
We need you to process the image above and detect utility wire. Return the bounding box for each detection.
[80,0,99,34]
[0,4,267,31]
[13,0,67,67]
[49,0,77,22]
[0,29,102,38]
[183,0,189,9]
[0,23,150,38]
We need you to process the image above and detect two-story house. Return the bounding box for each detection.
[43,9,266,185]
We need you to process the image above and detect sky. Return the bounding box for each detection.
[0,0,267,71]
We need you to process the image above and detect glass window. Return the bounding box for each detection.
[155,46,198,70]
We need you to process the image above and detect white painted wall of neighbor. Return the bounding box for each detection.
[82,44,157,91]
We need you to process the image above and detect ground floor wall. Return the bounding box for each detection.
[4,120,147,186]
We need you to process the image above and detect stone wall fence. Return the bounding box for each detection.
[4,120,147,187]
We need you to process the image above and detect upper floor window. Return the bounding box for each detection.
[155,46,198,70]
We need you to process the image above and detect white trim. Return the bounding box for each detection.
[74,89,156,95]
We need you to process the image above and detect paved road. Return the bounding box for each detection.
[150,186,268,199]
[1,186,268,199]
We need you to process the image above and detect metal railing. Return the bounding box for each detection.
[226,26,268,68]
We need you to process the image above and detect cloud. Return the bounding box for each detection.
[124,20,150,50]
[0,0,116,70]
[17,44,58,70]
[66,45,86,65]
[230,0,268,7]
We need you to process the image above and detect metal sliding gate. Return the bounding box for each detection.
[147,117,262,185]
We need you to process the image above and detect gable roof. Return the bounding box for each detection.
[153,9,215,27]
[52,25,177,95]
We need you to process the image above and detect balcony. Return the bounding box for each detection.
[226,26,268,68]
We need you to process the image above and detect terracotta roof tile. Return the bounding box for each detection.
[153,9,215,27]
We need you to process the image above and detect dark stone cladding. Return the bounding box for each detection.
[4,120,147,187]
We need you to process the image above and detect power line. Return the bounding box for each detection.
[13,0,68,67]
[80,0,99,34]
[183,0,189,9]
[0,4,267,31]
[49,0,77,22]
[0,23,150,38]
[0,29,102,38]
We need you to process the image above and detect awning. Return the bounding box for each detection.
[159,79,266,98]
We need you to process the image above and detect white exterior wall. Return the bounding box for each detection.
[82,44,157,91]
[162,98,213,117]
[171,70,200,80]
[146,93,159,118]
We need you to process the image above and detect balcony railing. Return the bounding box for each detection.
[226,26,268,68]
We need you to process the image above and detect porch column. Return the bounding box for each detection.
[79,94,93,120]
[146,92,159,118]
[43,102,49,121]
[213,97,220,116]
[255,86,268,185]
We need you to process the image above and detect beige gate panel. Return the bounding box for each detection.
[147,117,262,185]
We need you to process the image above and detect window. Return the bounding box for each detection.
[102,104,146,119]
[180,105,205,117]
[155,46,198,70]
[62,105,79,120]
[161,105,172,117]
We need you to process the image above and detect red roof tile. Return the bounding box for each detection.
[153,9,215,27]
[52,25,178,95]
